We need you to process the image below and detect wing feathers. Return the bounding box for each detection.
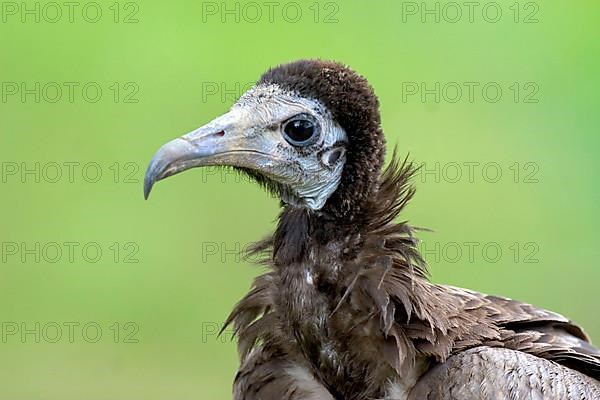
[408,347,600,400]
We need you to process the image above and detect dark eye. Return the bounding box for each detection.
[283,116,319,147]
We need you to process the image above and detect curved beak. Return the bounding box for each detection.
[143,110,281,199]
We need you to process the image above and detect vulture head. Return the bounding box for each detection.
[144,60,386,221]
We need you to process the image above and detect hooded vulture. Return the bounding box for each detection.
[144,60,600,400]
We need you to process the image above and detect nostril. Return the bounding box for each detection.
[214,131,225,137]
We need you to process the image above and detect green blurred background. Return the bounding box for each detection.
[0,0,598,398]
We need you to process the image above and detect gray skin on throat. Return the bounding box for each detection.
[232,84,348,210]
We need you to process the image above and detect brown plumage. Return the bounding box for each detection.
[145,60,600,399]
[227,156,600,399]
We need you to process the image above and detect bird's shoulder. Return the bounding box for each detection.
[372,275,600,383]
[434,286,600,379]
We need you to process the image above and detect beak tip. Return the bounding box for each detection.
[143,137,195,201]
[143,166,158,200]
[143,164,158,200]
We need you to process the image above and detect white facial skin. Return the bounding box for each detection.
[227,84,348,209]
[144,84,348,209]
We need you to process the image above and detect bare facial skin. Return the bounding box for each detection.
[145,84,347,210]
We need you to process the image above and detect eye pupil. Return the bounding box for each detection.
[283,118,317,146]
